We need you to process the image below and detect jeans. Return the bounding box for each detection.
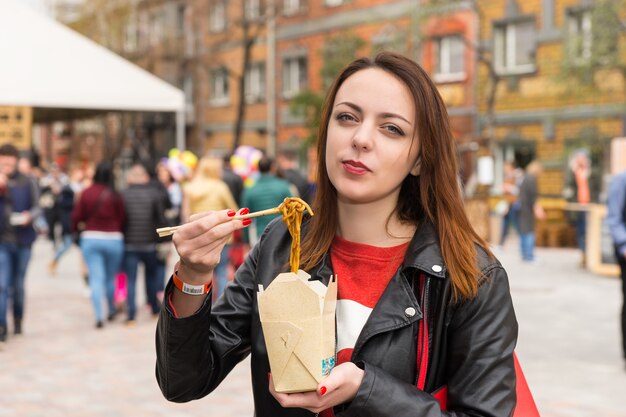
[575,212,587,251]
[520,232,535,261]
[0,242,32,327]
[123,248,160,320]
[53,234,73,263]
[81,237,124,322]
[500,204,520,246]
[616,246,626,358]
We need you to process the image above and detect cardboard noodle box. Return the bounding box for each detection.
[258,270,337,393]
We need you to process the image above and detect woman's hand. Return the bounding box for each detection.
[269,362,365,413]
[173,208,249,285]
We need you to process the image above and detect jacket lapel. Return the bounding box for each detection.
[352,268,422,355]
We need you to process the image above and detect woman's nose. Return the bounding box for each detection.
[351,124,373,151]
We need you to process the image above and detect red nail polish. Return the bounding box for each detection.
[227,210,236,217]
[320,386,327,396]
[242,219,252,226]
[268,372,271,382]
[240,207,250,215]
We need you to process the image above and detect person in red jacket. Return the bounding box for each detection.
[72,161,126,329]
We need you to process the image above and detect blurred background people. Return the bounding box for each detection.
[0,144,41,341]
[276,149,311,204]
[39,163,68,249]
[499,160,522,248]
[222,153,243,206]
[606,168,626,363]
[518,161,546,263]
[72,161,126,329]
[182,156,237,298]
[122,163,167,324]
[47,171,77,275]
[564,150,598,267]
[241,155,293,245]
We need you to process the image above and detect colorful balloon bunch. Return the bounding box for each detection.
[163,148,198,182]
[231,145,263,187]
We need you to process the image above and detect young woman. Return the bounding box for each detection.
[156,52,518,416]
[71,162,126,328]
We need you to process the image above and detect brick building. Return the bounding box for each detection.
[57,0,626,246]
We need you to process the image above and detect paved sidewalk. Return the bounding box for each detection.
[0,240,253,417]
[0,238,625,416]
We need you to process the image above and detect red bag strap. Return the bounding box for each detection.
[416,272,428,390]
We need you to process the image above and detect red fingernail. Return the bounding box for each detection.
[240,208,250,215]
[227,210,236,217]
[242,219,252,226]
[320,386,327,396]
[268,372,271,382]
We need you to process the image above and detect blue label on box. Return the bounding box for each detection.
[321,356,336,376]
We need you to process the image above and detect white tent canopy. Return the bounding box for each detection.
[0,0,186,149]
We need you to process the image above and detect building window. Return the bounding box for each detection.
[177,5,187,37]
[434,35,465,82]
[245,63,266,103]
[210,68,230,105]
[149,12,163,46]
[283,0,301,15]
[183,74,194,105]
[325,0,344,7]
[494,20,536,74]
[282,56,308,98]
[567,9,592,62]
[245,0,262,20]
[124,16,138,53]
[209,0,227,33]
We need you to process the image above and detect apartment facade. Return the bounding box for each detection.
[475,0,626,200]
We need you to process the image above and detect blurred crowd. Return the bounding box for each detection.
[0,143,313,344]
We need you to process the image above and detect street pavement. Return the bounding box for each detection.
[1,237,625,417]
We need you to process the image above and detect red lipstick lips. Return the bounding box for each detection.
[342,160,370,175]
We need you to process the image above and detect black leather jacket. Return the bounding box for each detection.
[156,219,518,417]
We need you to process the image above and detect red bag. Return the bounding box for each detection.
[417,275,540,416]
[114,272,128,304]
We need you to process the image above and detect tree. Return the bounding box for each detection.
[289,33,367,147]
[560,0,626,91]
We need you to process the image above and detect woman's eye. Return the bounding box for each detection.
[384,125,404,136]
[336,113,356,122]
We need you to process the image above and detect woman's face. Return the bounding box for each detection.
[325,68,420,205]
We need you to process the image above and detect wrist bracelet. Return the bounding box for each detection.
[172,268,212,296]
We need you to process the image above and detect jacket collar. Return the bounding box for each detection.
[402,221,447,279]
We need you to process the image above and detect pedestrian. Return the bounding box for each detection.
[182,156,238,298]
[39,163,68,248]
[0,144,41,341]
[276,149,312,203]
[121,163,168,324]
[564,150,597,267]
[155,52,518,416]
[47,180,74,275]
[518,161,546,262]
[606,168,626,363]
[222,153,244,206]
[240,155,293,244]
[71,161,126,329]
[499,160,522,247]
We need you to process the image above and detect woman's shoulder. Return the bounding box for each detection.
[474,243,505,282]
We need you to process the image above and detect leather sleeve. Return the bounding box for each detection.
[339,265,518,417]
[155,241,261,402]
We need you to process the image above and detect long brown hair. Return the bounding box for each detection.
[299,51,492,301]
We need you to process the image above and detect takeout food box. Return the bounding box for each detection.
[258,270,337,393]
